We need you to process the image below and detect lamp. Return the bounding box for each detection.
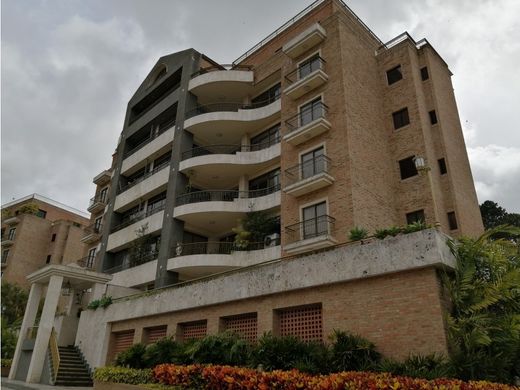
[61,281,72,296]
[413,156,427,171]
[413,155,441,228]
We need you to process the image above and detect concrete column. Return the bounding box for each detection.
[238,175,249,198]
[9,283,43,380]
[26,275,63,383]
[91,282,107,301]
[241,133,250,152]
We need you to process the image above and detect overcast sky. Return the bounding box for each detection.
[1,0,519,214]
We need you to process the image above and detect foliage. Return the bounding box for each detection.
[87,295,113,310]
[349,226,368,241]
[143,337,182,367]
[241,211,280,243]
[1,322,17,359]
[184,331,251,366]
[1,209,13,220]
[17,202,40,215]
[93,366,153,385]
[443,225,520,383]
[378,354,454,380]
[1,358,12,367]
[153,364,517,389]
[402,220,429,234]
[115,343,148,369]
[1,282,28,326]
[231,222,251,250]
[480,200,520,230]
[329,330,381,372]
[374,226,402,239]
[87,299,100,310]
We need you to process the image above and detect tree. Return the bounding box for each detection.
[1,282,29,358]
[480,200,520,230]
[442,226,520,383]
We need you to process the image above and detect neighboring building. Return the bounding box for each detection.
[1,194,90,289]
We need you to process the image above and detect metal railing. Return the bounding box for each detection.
[170,240,278,258]
[117,161,170,194]
[185,94,280,120]
[88,194,107,209]
[176,184,280,206]
[285,102,328,132]
[285,155,331,186]
[285,215,336,245]
[111,203,166,233]
[124,118,175,158]
[84,223,103,235]
[49,328,60,384]
[180,137,280,160]
[76,256,96,270]
[285,56,326,84]
[191,64,254,79]
[103,250,159,274]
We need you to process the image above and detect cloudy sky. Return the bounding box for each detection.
[1,0,519,213]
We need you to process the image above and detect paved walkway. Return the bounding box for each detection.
[1,378,92,390]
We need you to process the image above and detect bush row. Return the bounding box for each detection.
[93,366,152,385]
[348,221,430,241]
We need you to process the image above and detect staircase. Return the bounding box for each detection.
[53,346,93,387]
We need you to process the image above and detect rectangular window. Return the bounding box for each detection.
[248,168,280,193]
[153,151,171,170]
[51,233,56,242]
[46,254,52,264]
[406,209,425,224]
[386,65,402,85]
[302,202,327,239]
[222,313,258,343]
[448,211,458,230]
[1,249,9,264]
[250,123,280,150]
[7,228,16,241]
[87,248,97,268]
[94,217,103,232]
[251,83,281,105]
[301,147,326,179]
[278,304,323,342]
[300,97,323,127]
[99,187,108,202]
[421,66,429,81]
[298,53,321,79]
[399,156,418,180]
[392,107,410,129]
[429,110,438,125]
[37,209,47,219]
[147,191,167,213]
[438,158,447,175]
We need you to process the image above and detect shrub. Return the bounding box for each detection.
[329,330,381,372]
[115,343,147,369]
[87,299,100,310]
[143,337,181,367]
[1,358,12,367]
[378,354,454,380]
[17,202,39,215]
[93,366,153,385]
[250,333,308,371]
[99,296,113,309]
[349,226,368,241]
[402,220,428,234]
[184,331,251,366]
[292,340,332,375]
[375,226,403,239]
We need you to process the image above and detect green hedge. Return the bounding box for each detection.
[93,366,153,385]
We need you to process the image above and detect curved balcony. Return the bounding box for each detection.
[189,67,254,102]
[179,140,280,188]
[106,252,159,288]
[184,98,281,144]
[167,241,281,280]
[174,187,280,234]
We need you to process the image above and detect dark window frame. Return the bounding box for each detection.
[7,228,16,241]
[438,158,447,175]
[386,65,403,85]
[429,110,438,125]
[399,156,418,180]
[392,107,410,129]
[448,211,458,230]
[421,66,429,81]
[406,209,425,224]
[51,233,57,242]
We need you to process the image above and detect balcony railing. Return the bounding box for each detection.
[117,161,170,194]
[285,56,326,84]
[76,256,96,270]
[185,95,280,120]
[88,194,107,209]
[111,203,166,233]
[124,118,175,159]
[285,215,336,245]
[84,223,103,235]
[103,251,159,274]
[170,240,278,258]
[190,64,254,79]
[176,184,280,206]
[180,137,280,160]
[285,102,328,133]
[285,155,331,186]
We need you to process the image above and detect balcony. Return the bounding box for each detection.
[168,241,281,280]
[189,66,254,102]
[283,102,331,145]
[284,155,334,197]
[81,223,103,244]
[114,163,170,212]
[283,57,328,100]
[2,216,20,225]
[87,194,107,214]
[1,235,14,247]
[184,98,281,144]
[121,125,174,175]
[93,170,111,186]
[282,23,327,59]
[76,256,96,270]
[284,215,337,254]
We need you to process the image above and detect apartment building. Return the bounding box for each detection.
[1,194,90,289]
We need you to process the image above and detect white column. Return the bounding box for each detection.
[9,283,43,380]
[238,175,249,198]
[26,275,63,383]
[241,133,250,152]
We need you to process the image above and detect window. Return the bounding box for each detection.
[147,191,167,213]
[406,209,425,224]
[399,156,418,180]
[298,53,321,79]
[438,158,447,175]
[250,123,280,149]
[249,169,280,193]
[7,228,16,241]
[46,255,52,264]
[36,209,47,219]
[302,202,327,239]
[448,212,458,230]
[51,233,56,242]
[421,66,429,81]
[429,110,438,125]
[278,304,323,342]
[1,249,9,264]
[94,217,103,232]
[87,248,97,268]
[386,65,402,85]
[301,147,325,179]
[300,97,323,126]
[251,82,281,105]
[153,151,171,170]
[392,107,410,129]
[99,187,108,202]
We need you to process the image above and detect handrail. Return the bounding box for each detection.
[170,240,278,258]
[181,137,280,161]
[285,102,328,131]
[89,193,107,208]
[117,161,170,194]
[285,215,336,244]
[190,64,254,79]
[84,223,103,235]
[185,94,280,120]
[285,155,332,186]
[176,184,280,206]
[103,250,159,274]
[49,328,60,384]
[284,56,326,84]
[111,203,166,233]
[124,118,175,158]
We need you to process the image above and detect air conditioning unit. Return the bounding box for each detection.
[264,233,280,247]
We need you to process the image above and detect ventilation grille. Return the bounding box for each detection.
[223,313,258,343]
[181,321,207,340]
[145,325,167,344]
[279,304,323,342]
[112,330,135,359]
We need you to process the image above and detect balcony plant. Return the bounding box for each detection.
[349,227,368,242]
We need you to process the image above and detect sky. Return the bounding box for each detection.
[1,0,519,213]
